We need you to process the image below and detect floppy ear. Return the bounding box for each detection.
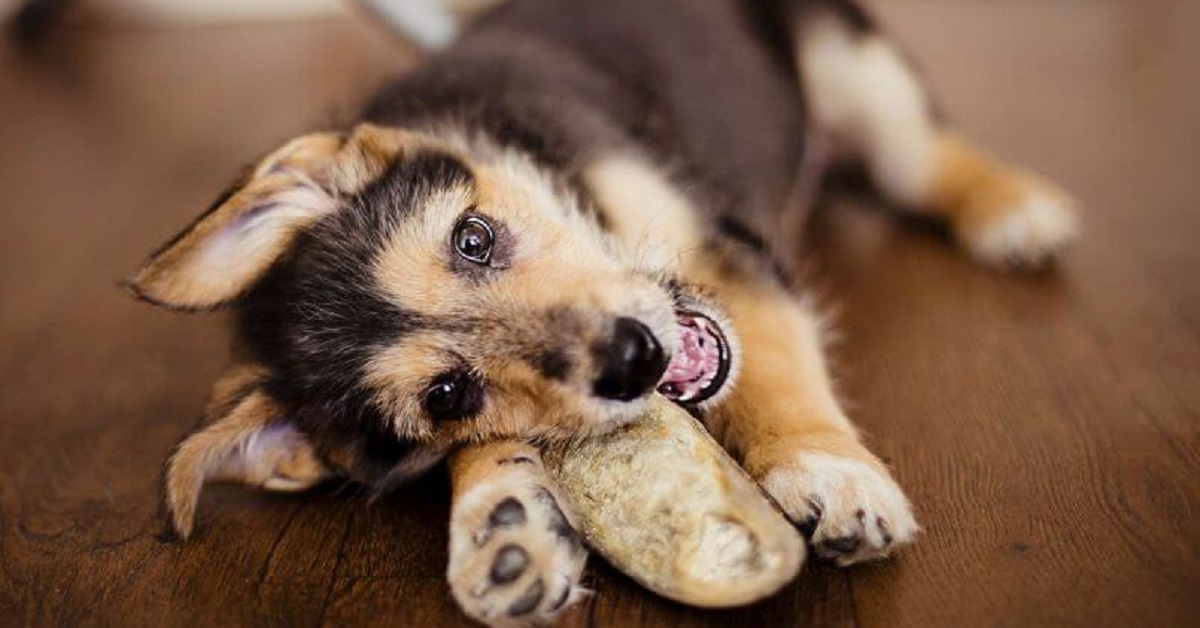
[129,132,347,310]
[165,365,332,539]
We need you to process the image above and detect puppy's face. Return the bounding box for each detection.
[133,124,734,483]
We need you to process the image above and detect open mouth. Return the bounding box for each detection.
[657,310,731,405]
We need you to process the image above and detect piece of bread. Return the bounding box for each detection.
[541,395,804,607]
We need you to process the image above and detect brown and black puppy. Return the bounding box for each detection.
[130,0,1078,624]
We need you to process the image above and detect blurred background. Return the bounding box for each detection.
[0,1,1196,626]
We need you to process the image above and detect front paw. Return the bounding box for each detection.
[761,451,918,566]
[448,461,588,626]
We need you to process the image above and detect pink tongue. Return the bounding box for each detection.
[661,324,708,389]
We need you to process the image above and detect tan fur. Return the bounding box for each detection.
[576,154,879,473]
[686,257,917,563]
[129,133,346,309]
[129,125,444,309]
[165,364,328,538]
[371,188,478,312]
[696,277,865,478]
[930,132,1080,265]
[573,151,915,564]
[363,328,607,443]
[583,154,705,272]
[365,143,680,442]
[450,440,540,496]
[578,155,860,479]
[363,331,463,441]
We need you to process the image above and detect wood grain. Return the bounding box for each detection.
[1,1,1197,626]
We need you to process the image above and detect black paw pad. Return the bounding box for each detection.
[819,535,861,556]
[490,544,530,585]
[507,578,545,617]
[547,580,573,612]
[532,487,578,543]
[488,497,527,528]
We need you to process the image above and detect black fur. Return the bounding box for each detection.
[363,0,818,238]
[534,349,573,382]
[353,0,870,298]
[228,0,881,479]
[239,152,474,477]
[776,0,875,34]
[717,214,771,256]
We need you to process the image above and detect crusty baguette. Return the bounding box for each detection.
[541,395,804,607]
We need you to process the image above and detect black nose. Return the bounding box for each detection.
[593,317,667,401]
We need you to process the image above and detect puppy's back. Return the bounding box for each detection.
[364,0,806,222]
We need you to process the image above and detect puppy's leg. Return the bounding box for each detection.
[796,2,1080,268]
[584,149,916,564]
[447,441,588,626]
[698,260,917,566]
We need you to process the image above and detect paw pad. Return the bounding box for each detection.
[818,535,861,558]
[488,497,527,528]
[449,473,588,625]
[490,544,530,584]
[507,578,545,616]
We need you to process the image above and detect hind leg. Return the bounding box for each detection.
[796,3,1080,268]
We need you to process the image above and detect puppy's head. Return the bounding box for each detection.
[133,124,735,535]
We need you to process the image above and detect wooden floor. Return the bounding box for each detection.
[1,1,1197,626]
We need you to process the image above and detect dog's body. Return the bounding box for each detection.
[130,0,1078,624]
[366,0,808,238]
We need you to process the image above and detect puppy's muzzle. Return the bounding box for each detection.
[592,317,668,401]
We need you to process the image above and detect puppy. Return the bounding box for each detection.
[130,0,1078,624]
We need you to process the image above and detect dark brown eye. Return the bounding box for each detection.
[453,216,494,264]
[423,370,484,421]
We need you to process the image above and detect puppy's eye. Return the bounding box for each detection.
[452,216,494,264]
[423,370,484,421]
